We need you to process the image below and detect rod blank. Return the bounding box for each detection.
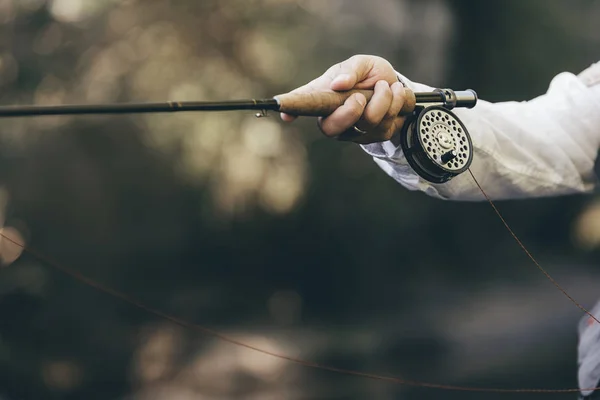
[0,99,281,118]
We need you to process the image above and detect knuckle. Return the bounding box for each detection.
[351,54,373,72]
[381,88,393,104]
[382,81,392,93]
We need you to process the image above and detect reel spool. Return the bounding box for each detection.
[399,90,475,183]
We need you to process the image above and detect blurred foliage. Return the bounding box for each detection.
[0,0,599,399]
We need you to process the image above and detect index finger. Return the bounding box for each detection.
[318,92,367,137]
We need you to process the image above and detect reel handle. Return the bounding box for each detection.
[274,88,477,117]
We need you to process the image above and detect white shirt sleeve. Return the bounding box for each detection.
[361,62,600,201]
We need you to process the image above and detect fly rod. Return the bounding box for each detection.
[0,88,476,118]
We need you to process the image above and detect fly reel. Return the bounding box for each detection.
[399,89,477,183]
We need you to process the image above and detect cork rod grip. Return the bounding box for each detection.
[274,88,417,117]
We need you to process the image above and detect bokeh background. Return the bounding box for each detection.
[0,0,599,399]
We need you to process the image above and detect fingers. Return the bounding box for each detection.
[281,78,406,144]
[365,81,406,138]
[318,78,394,137]
[280,112,296,122]
[337,80,407,144]
[359,80,392,131]
[278,55,402,143]
[279,73,337,122]
[280,54,390,124]
[318,93,367,137]
[280,56,372,123]
[388,82,407,119]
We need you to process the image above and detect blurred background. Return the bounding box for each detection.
[0,0,599,399]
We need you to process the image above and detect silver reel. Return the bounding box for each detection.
[399,89,476,183]
[400,105,473,183]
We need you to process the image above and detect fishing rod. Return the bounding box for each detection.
[0,88,478,183]
[0,88,477,117]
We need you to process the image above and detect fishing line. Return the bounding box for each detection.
[0,222,595,394]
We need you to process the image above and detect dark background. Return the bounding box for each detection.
[0,0,599,399]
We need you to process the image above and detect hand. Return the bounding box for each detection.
[280,55,408,144]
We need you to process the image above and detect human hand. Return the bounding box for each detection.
[280,55,408,144]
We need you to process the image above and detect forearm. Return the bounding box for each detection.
[362,65,600,201]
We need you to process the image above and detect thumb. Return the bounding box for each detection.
[330,56,371,91]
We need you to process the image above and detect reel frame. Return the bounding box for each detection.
[399,89,476,183]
